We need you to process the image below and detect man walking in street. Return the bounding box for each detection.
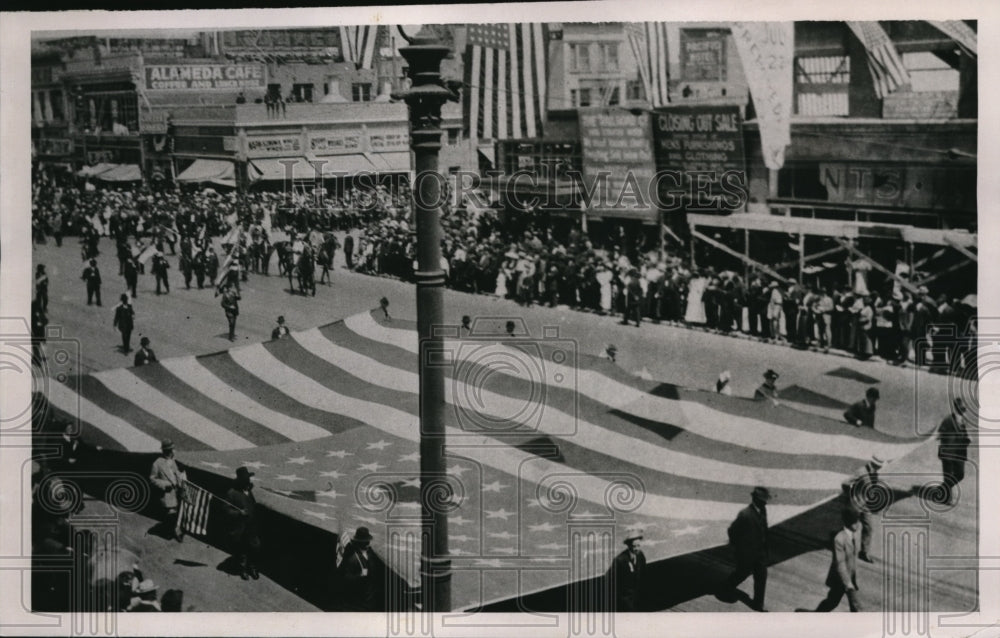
[113,294,135,354]
[149,439,187,542]
[338,527,376,610]
[815,508,863,612]
[220,283,241,342]
[938,398,972,506]
[844,387,880,428]
[123,255,139,298]
[225,467,260,581]
[271,315,290,340]
[82,258,102,306]
[151,251,170,295]
[134,336,157,367]
[841,454,885,563]
[721,486,771,612]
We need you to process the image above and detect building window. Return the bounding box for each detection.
[447,128,460,145]
[626,80,645,102]
[569,43,591,73]
[599,43,619,72]
[352,83,372,102]
[606,86,620,106]
[794,56,850,116]
[267,83,282,100]
[901,51,959,92]
[49,90,65,121]
[292,83,314,103]
[571,88,592,107]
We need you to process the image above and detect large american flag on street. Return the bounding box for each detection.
[45,309,924,610]
[464,23,549,142]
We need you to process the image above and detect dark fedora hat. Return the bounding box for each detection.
[235,466,255,480]
[352,526,373,543]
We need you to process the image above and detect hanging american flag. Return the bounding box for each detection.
[927,20,977,57]
[178,480,213,536]
[339,25,382,70]
[846,21,910,100]
[625,22,670,108]
[464,23,549,142]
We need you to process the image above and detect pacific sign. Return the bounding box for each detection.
[144,64,266,91]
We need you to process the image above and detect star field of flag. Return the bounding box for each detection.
[45,309,925,610]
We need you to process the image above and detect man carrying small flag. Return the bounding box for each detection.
[149,439,187,542]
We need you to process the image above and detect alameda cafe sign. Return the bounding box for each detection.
[144,64,266,91]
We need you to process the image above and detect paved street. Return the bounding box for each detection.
[35,236,954,439]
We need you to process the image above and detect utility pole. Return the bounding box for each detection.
[394,25,454,613]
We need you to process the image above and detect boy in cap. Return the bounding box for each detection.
[721,486,771,611]
[609,527,646,611]
[844,387,880,428]
[149,439,187,541]
[225,467,260,580]
[271,316,290,341]
[753,370,780,404]
[134,336,157,367]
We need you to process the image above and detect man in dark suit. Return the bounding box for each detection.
[134,336,157,367]
[844,387,879,428]
[721,486,771,611]
[938,398,971,505]
[271,315,290,341]
[123,256,139,298]
[753,369,780,405]
[609,527,646,611]
[82,258,102,306]
[113,294,135,353]
[815,508,863,611]
[151,252,170,295]
[338,527,376,610]
[225,467,260,580]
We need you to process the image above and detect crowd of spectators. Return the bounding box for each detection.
[31,166,976,373]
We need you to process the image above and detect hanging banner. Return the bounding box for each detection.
[578,108,658,222]
[730,22,794,170]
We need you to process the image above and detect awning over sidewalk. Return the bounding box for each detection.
[252,153,412,181]
[77,162,117,178]
[95,164,142,182]
[176,159,235,184]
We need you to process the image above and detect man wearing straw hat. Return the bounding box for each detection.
[721,486,771,612]
[149,439,187,542]
[609,527,647,611]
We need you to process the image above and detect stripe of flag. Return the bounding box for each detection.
[625,22,670,108]
[845,21,910,99]
[339,25,381,70]
[927,20,977,58]
[178,480,212,536]
[464,23,548,142]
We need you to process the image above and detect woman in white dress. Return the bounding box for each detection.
[597,265,613,313]
[684,274,707,324]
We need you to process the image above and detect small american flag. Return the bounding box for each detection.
[178,480,213,536]
[846,21,910,100]
[464,23,549,142]
[625,22,670,108]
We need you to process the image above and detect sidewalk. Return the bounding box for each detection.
[69,498,320,612]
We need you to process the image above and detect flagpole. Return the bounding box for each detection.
[395,26,453,614]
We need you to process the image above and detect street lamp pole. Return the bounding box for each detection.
[395,26,454,613]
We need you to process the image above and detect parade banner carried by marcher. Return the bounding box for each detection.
[730,22,794,170]
[43,309,926,611]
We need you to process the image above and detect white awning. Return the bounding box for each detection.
[77,162,117,178]
[176,159,235,183]
[96,164,142,182]
[252,153,411,181]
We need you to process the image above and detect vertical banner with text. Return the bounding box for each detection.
[730,22,794,170]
